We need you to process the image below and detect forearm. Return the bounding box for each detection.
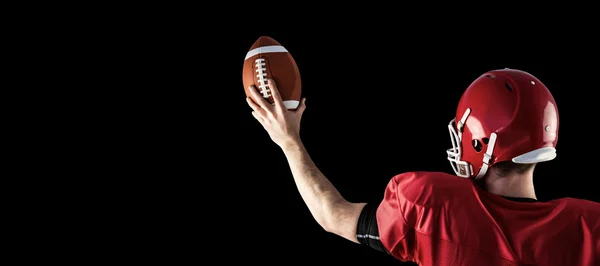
[281,140,347,231]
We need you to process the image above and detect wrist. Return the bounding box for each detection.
[280,136,303,152]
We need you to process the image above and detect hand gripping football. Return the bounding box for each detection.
[242,36,301,110]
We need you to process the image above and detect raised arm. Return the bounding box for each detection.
[245,79,366,242]
[280,139,367,242]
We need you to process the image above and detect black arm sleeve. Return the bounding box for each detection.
[356,203,388,253]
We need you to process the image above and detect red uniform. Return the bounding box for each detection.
[376,171,600,266]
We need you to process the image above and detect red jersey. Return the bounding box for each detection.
[376,171,600,266]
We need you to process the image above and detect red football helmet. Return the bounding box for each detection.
[447,69,559,179]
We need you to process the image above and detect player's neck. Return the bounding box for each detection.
[484,171,537,200]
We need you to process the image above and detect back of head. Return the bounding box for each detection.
[447,69,559,179]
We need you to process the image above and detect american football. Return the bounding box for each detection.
[242,36,301,110]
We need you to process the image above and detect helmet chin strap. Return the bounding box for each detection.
[474,132,497,180]
[456,108,471,139]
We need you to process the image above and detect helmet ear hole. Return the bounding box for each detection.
[482,137,489,145]
[472,139,483,152]
[505,82,513,92]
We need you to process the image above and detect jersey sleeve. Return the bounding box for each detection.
[376,172,422,261]
[356,203,388,253]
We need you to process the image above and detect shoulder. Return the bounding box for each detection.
[376,171,478,259]
[386,171,475,207]
[553,197,600,227]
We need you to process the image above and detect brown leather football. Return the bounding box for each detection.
[242,36,301,110]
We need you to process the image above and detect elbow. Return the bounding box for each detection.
[321,219,335,233]
[320,201,367,243]
[318,200,347,234]
[314,215,335,233]
[309,204,336,233]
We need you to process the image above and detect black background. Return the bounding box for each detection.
[15,5,600,263]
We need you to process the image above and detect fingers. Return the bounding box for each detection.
[247,97,267,121]
[246,97,263,113]
[248,85,271,110]
[268,79,284,109]
[295,97,307,116]
[251,111,265,124]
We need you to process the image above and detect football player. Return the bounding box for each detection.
[246,70,600,266]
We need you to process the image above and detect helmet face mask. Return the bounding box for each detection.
[447,118,473,178]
